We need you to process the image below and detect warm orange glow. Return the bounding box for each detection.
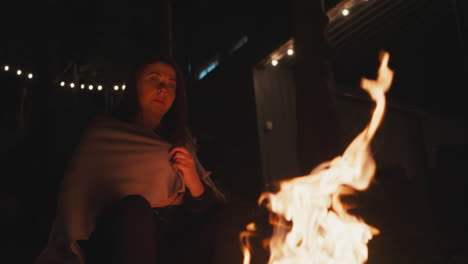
[240,222,257,264]
[242,51,394,264]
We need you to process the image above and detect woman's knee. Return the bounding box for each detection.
[90,195,157,264]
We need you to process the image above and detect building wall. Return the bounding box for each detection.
[253,64,468,183]
[253,61,300,184]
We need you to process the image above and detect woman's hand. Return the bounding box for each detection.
[169,147,205,197]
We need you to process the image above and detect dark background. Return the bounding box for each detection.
[0,0,467,263]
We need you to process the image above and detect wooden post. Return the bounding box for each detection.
[292,0,343,174]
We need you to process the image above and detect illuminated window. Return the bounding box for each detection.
[229,35,248,54]
[197,60,219,80]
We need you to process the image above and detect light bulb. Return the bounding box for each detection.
[17,70,22,75]
[60,81,65,87]
[287,49,294,56]
[89,85,93,90]
[70,83,75,88]
[342,9,349,16]
[114,85,119,91]
[4,65,9,71]
[271,59,278,66]
[98,85,103,91]
[28,73,33,79]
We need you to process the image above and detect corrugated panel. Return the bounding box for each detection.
[326,0,435,51]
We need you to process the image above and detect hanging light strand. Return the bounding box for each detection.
[2,62,128,92]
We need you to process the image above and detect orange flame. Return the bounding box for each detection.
[240,222,257,264]
[242,51,394,264]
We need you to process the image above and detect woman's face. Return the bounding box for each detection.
[136,62,177,119]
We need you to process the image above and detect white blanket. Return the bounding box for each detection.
[36,115,214,264]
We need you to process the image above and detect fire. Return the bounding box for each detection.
[241,52,394,264]
[240,223,257,264]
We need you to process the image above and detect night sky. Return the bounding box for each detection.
[1,0,466,117]
[0,0,290,81]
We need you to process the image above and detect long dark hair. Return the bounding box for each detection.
[112,55,195,150]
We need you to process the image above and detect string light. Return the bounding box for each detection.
[271,59,278,66]
[287,48,294,56]
[342,9,350,16]
[1,62,127,93]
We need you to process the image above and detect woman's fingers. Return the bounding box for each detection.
[169,147,191,156]
[171,162,190,172]
[171,158,191,168]
[169,147,195,166]
[171,152,193,163]
[169,148,204,196]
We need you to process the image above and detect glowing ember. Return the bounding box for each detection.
[242,51,394,264]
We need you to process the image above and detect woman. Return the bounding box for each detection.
[36,55,224,264]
